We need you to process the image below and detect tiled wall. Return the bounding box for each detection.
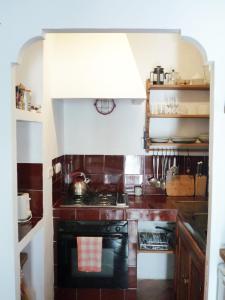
[52,154,208,205]
[17,163,43,218]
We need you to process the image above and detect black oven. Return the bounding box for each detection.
[57,220,128,289]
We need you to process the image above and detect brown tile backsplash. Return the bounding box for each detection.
[52,154,208,199]
[104,155,124,173]
[18,163,43,190]
[84,155,105,174]
[17,163,43,218]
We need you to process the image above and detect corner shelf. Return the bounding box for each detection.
[15,108,43,123]
[150,114,209,119]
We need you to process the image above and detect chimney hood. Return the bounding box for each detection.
[46,33,146,99]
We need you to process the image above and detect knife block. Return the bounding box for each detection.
[166,175,195,196]
[195,175,207,196]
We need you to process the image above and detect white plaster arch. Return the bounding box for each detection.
[181,35,208,65]
[16,36,44,64]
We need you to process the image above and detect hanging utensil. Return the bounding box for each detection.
[160,152,165,189]
[155,151,161,188]
[160,151,167,190]
[186,150,191,174]
[148,150,157,186]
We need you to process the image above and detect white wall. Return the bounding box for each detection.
[46,33,145,99]
[1,1,225,300]
[63,98,145,154]
[16,121,43,163]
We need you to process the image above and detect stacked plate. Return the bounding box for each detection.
[171,137,197,144]
[198,133,209,143]
[151,137,169,143]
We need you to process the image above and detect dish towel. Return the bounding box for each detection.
[77,236,102,272]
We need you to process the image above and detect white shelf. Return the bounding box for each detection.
[18,218,44,253]
[15,108,43,123]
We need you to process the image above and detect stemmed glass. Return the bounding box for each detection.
[166,97,172,114]
[172,96,179,114]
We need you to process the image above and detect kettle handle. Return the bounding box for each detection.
[70,171,90,183]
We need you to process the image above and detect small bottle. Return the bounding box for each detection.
[170,69,179,85]
[24,90,32,111]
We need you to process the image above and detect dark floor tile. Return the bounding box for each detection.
[128,267,137,288]
[137,280,174,300]
[101,289,125,300]
[54,287,75,300]
[77,288,100,300]
[125,289,137,300]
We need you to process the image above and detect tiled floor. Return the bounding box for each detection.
[137,280,174,300]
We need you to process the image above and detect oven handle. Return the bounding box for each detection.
[58,233,128,239]
[102,233,128,239]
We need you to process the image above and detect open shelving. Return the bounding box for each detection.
[13,38,45,300]
[144,79,210,152]
[15,108,43,123]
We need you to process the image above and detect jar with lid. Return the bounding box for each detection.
[134,185,142,196]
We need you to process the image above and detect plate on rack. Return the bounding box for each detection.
[151,137,169,143]
[171,137,197,144]
[198,134,209,143]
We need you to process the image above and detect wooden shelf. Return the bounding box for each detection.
[15,108,43,123]
[146,81,209,91]
[138,249,174,254]
[148,143,209,150]
[150,114,209,119]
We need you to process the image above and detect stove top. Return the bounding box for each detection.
[60,192,129,208]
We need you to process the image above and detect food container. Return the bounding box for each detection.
[134,185,142,196]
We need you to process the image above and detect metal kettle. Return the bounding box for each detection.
[70,172,90,196]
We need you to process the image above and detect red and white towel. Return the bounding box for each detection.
[77,236,102,272]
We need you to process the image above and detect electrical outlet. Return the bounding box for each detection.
[48,167,54,178]
[54,162,62,174]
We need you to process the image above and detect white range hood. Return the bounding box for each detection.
[46,33,146,99]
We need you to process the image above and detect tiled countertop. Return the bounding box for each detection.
[53,194,203,210]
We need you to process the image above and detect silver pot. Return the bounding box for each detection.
[70,172,90,196]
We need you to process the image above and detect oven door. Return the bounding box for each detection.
[57,230,128,289]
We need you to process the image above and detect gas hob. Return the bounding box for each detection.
[60,192,129,208]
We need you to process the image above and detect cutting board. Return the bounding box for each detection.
[195,175,207,196]
[166,175,195,196]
